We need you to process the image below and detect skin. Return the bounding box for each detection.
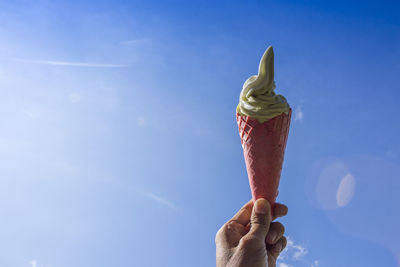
[215,199,288,267]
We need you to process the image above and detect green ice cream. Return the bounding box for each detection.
[237,46,290,123]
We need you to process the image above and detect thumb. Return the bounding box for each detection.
[248,198,272,239]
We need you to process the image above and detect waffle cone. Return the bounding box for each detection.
[237,110,292,204]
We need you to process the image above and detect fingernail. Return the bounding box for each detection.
[254,198,268,214]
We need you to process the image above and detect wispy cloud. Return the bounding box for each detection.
[22,109,40,120]
[294,105,304,122]
[311,260,320,267]
[277,237,319,267]
[288,237,308,260]
[29,259,37,267]
[145,192,178,210]
[14,59,127,68]
[278,236,308,263]
[69,92,82,103]
[120,38,150,45]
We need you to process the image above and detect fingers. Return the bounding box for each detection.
[247,198,272,239]
[272,203,288,220]
[265,222,285,245]
[215,200,254,247]
[229,201,288,225]
[268,236,287,260]
[230,200,253,226]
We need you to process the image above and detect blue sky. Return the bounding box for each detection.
[0,0,399,266]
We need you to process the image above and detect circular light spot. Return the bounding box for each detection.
[315,161,349,209]
[336,173,356,207]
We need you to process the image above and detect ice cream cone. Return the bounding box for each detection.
[237,109,292,204]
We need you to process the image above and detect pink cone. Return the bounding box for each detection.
[237,109,292,205]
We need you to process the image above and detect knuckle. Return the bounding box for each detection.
[215,221,236,244]
[215,225,227,243]
[226,220,237,230]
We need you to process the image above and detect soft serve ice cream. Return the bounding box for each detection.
[236,46,292,204]
[237,46,290,122]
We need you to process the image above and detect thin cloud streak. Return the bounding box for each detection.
[145,192,179,210]
[14,59,127,68]
[120,38,150,45]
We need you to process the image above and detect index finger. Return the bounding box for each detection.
[272,203,288,220]
[229,200,254,226]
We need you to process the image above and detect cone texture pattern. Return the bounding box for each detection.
[237,109,292,204]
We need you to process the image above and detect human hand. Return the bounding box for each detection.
[215,199,288,267]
